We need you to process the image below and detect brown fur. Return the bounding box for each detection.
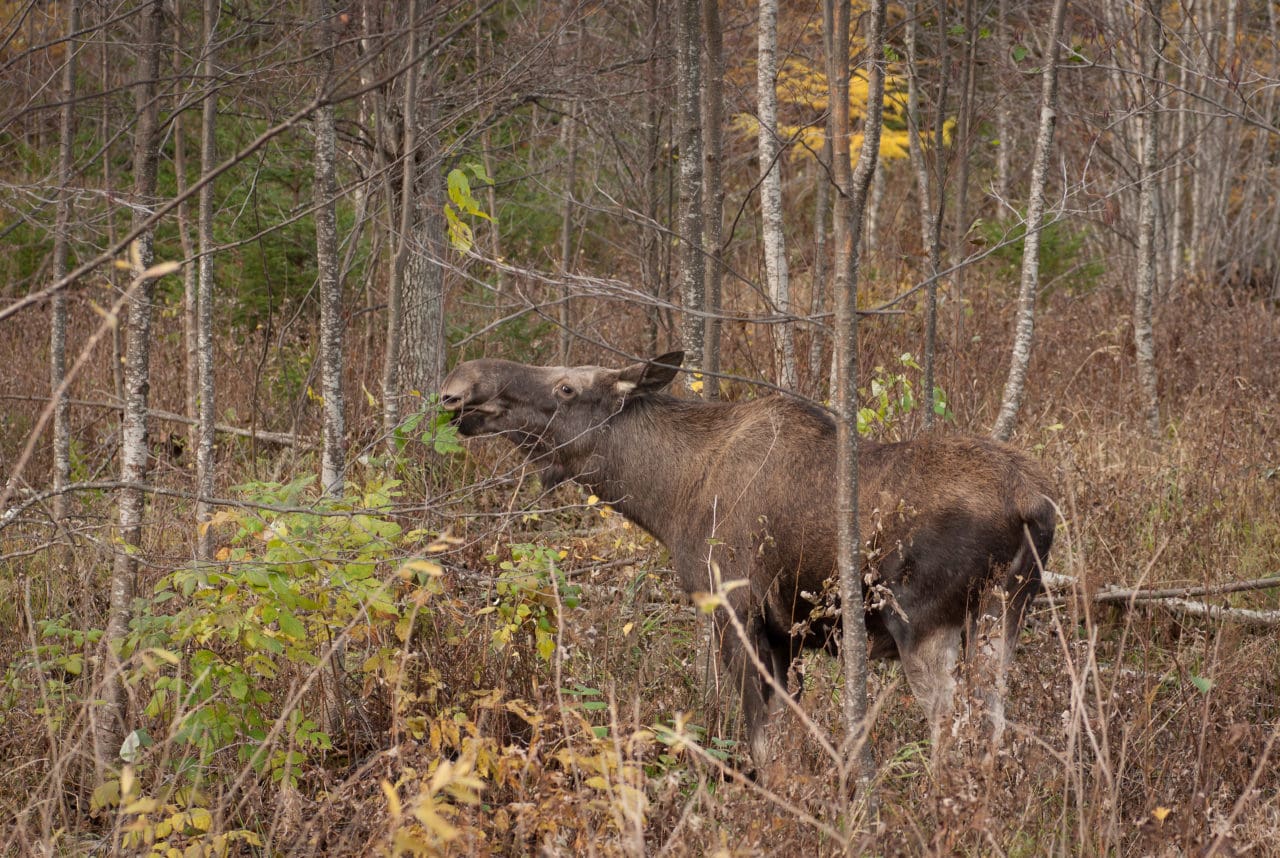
[441,352,1056,766]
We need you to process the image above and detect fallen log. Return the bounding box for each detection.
[1040,571,1280,628]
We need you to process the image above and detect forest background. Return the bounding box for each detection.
[1,0,1278,854]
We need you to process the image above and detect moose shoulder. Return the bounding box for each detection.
[440,351,1056,766]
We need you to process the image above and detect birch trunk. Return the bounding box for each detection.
[382,0,418,454]
[676,0,705,387]
[990,0,1067,442]
[904,0,933,253]
[194,0,218,558]
[100,0,164,767]
[1134,0,1162,437]
[702,0,725,398]
[993,0,1012,205]
[757,0,796,390]
[921,0,951,431]
[829,0,886,795]
[50,0,79,547]
[558,96,579,364]
[313,1,344,496]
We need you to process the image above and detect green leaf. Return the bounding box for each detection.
[277,611,305,640]
[1190,674,1212,694]
[1012,44,1029,62]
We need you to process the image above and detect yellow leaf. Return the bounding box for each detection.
[122,797,159,815]
[140,260,181,280]
[586,495,599,505]
[622,622,634,636]
[1153,806,1172,822]
[585,775,610,790]
[692,592,722,613]
[401,559,443,578]
[381,780,402,818]
[215,546,231,561]
[188,807,212,832]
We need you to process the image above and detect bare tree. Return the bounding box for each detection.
[1133,0,1162,437]
[702,0,725,398]
[195,0,219,558]
[313,0,344,496]
[991,0,1067,443]
[400,79,447,400]
[100,0,165,767]
[829,0,887,795]
[676,0,705,388]
[757,0,797,389]
[49,0,79,566]
[381,0,418,454]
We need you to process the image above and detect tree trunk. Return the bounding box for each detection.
[313,0,344,496]
[993,0,1012,205]
[382,0,418,454]
[400,67,447,402]
[701,0,725,399]
[195,0,218,559]
[1133,0,1162,438]
[809,125,832,393]
[829,0,886,796]
[757,0,796,390]
[990,0,1067,442]
[676,0,705,388]
[558,96,579,364]
[904,0,933,254]
[100,0,164,769]
[50,0,79,555]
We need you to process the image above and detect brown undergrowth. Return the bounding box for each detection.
[1,278,1278,855]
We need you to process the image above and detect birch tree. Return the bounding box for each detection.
[676,0,705,388]
[49,0,79,565]
[991,0,1067,442]
[702,0,725,398]
[381,0,418,454]
[757,0,797,390]
[100,0,165,766]
[313,0,344,496]
[829,0,887,794]
[1133,0,1162,437]
[195,0,218,558]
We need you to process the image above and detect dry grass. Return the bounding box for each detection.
[1,276,1278,856]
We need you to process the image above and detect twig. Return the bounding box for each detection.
[0,394,314,448]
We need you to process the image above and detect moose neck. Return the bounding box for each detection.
[566,395,710,550]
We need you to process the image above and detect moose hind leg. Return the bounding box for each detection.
[896,624,962,748]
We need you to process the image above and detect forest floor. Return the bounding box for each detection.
[1,279,1278,855]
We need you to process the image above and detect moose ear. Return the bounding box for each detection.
[615,350,684,395]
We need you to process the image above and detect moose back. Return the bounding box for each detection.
[441,351,1056,765]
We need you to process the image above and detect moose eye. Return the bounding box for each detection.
[555,383,576,398]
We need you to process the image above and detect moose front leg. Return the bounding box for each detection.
[713,602,783,769]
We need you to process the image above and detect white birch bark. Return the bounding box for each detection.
[382,0,417,454]
[676,0,705,387]
[50,0,79,540]
[1134,0,1162,437]
[990,0,1067,442]
[993,0,1012,205]
[313,0,344,497]
[195,0,218,556]
[829,0,887,793]
[757,0,796,390]
[101,0,164,766]
[702,0,725,398]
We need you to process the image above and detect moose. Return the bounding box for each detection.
[440,351,1056,766]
